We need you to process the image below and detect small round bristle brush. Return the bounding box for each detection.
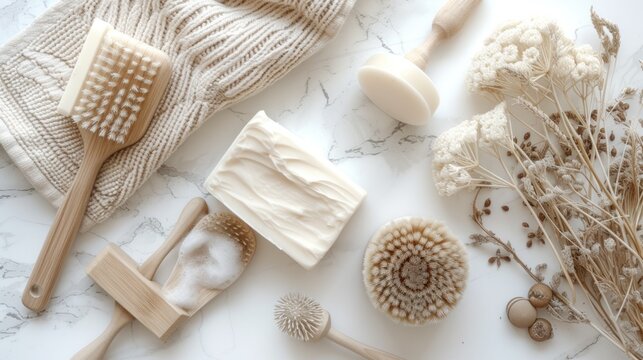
[274,293,405,360]
[22,18,172,312]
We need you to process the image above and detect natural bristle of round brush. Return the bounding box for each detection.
[70,36,159,144]
[363,217,468,326]
[195,212,256,265]
[274,293,325,342]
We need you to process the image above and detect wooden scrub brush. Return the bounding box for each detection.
[22,18,171,312]
[362,217,468,325]
[274,293,405,360]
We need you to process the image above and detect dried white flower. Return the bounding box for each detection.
[432,119,478,164]
[434,164,472,196]
[521,177,537,198]
[468,17,603,94]
[604,237,616,252]
[477,102,510,148]
[555,44,603,82]
[561,246,576,274]
[623,267,639,277]
[432,103,514,196]
[561,174,574,184]
[432,119,480,196]
[538,186,568,203]
[468,18,567,92]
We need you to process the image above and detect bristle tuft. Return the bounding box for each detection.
[274,293,324,342]
[68,34,160,144]
[363,217,468,326]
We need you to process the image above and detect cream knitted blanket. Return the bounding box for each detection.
[0,0,354,228]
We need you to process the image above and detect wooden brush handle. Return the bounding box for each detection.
[326,328,405,360]
[405,0,481,69]
[72,198,208,360]
[22,147,110,312]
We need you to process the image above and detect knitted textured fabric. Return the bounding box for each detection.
[0,0,354,228]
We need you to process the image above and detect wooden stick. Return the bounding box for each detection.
[71,197,208,360]
[405,0,481,69]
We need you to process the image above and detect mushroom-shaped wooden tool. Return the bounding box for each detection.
[358,0,481,126]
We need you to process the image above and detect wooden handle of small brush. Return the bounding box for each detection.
[72,198,208,360]
[406,0,481,68]
[22,148,109,312]
[326,328,406,360]
[139,197,208,277]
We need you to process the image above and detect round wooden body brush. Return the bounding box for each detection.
[358,0,481,125]
[274,293,405,360]
[363,217,468,326]
[22,18,172,312]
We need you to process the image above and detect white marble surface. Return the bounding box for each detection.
[0,0,641,359]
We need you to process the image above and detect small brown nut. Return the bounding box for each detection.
[528,283,553,308]
[506,297,537,328]
[528,318,553,342]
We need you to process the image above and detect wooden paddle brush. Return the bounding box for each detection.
[22,18,171,312]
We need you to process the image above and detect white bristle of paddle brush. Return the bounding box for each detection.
[274,293,326,342]
[58,19,162,144]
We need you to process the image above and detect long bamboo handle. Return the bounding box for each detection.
[405,0,481,69]
[72,197,208,360]
[325,328,405,360]
[22,147,109,312]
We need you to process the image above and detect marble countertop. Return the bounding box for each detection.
[1,0,641,359]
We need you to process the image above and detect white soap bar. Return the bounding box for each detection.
[204,111,366,269]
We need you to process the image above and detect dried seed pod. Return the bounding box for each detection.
[528,318,553,342]
[363,217,468,326]
[528,283,553,308]
[506,297,537,328]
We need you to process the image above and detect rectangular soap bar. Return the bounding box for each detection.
[204,111,366,269]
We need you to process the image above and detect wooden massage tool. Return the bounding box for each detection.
[358,0,481,126]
